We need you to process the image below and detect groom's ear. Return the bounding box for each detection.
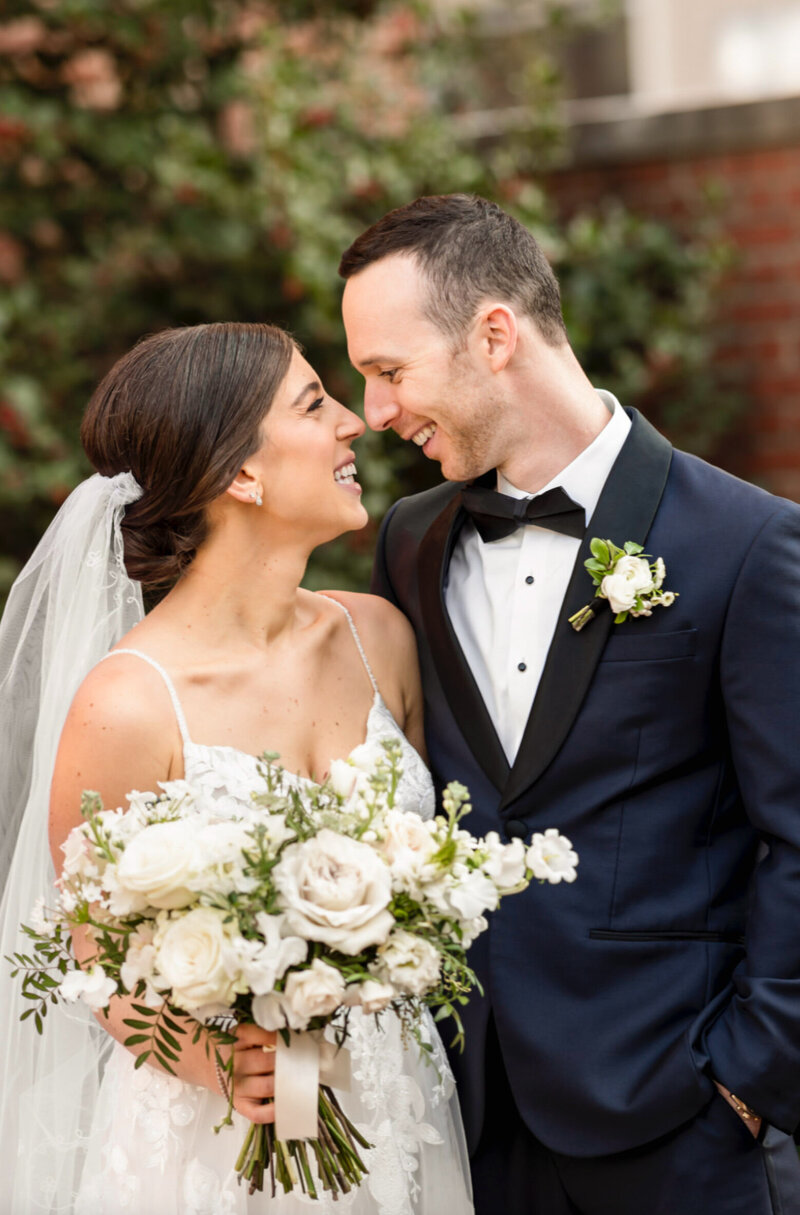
[474,304,518,373]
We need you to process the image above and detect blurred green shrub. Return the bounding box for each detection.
[0,0,735,599]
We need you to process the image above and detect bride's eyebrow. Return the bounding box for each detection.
[290,381,322,409]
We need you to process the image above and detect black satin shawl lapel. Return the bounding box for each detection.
[499,410,674,811]
[417,495,510,791]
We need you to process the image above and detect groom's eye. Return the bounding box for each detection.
[379,369,399,382]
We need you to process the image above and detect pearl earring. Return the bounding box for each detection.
[250,490,263,507]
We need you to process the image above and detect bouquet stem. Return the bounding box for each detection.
[234,1085,371,1198]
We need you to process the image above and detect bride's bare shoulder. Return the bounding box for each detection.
[318,590,417,658]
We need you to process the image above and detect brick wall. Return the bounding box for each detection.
[545,100,800,500]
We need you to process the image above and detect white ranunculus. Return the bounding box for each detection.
[153,907,241,1011]
[274,828,393,955]
[59,964,117,1009]
[482,833,527,891]
[374,930,442,997]
[234,913,308,995]
[448,869,499,920]
[601,555,654,614]
[282,959,347,1029]
[354,978,396,1014]
[116,820,200,909]
[526,829,579,885]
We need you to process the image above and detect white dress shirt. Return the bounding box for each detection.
[445,391,631,764]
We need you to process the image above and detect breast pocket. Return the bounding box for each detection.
[600,627,698,664]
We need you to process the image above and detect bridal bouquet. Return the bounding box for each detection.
[9,738,577,1200]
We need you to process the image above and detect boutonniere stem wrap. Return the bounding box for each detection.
[569,539,678,632]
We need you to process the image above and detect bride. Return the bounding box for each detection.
[0,322,473,1214]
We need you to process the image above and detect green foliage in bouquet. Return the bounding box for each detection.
[0,0,737,604]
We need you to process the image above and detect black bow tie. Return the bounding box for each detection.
[460,483,586,543]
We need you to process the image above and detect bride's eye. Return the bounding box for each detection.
[306,397,324,413]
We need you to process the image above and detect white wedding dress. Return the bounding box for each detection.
[73,605,473,1215]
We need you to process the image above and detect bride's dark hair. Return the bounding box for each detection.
[81,322,295,592]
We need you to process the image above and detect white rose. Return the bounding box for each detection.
[482,833,527,891]
[374,929,441,997]
[59,964,117,1009]
[353,978,395,1014]
[526,829,579,885]
[282,959,347,1029]
[153,907,241,1011]
[116,820,200,909]
[327,758,371,803]
[274,828,393,955]
[448,869,499,920]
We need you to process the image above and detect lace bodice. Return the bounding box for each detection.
[103,598,435,821]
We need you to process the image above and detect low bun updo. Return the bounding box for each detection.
[81,322,295,593]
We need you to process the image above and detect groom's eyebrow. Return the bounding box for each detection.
[356,355,392,369]
[290,381,322,409]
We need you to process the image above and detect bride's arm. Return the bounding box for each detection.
[48,656,277,1123]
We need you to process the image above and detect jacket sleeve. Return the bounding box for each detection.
[369,500,402,607]
[704,501,800,1131]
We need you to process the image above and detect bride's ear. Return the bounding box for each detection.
[226,469,263,507]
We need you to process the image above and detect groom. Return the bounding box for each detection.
[339,195,800,1214]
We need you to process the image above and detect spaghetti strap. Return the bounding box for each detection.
[99,648,192,748]
[321,596,380,696]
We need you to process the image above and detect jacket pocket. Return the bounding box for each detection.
[589,929,745,945]
[600,628,698,663]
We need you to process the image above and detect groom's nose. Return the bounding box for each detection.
[363,379,400,433]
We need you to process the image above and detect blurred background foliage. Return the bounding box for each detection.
[0,0,736,597]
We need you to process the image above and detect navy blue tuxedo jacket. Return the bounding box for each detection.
[371,409,800,1157]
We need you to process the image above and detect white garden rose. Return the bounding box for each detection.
[481,833,527,891]
[282,959,347,1029]
[153,907,242,1011]
[526,829,579,885]
[353,978,395,1014]
[274,828,393,954]
[116,819,200,909]
[374,929,441,997]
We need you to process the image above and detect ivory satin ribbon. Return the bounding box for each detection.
[274,1030,352,1140]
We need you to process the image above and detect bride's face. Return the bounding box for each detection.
[247,350,368,542]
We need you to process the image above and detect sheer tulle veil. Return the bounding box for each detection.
[0,472,144,1213]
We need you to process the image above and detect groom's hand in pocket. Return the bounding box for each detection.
[231,1023,277,1123]
[713,1080,762,1138]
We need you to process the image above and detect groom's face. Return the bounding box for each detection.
[342,254,504,482]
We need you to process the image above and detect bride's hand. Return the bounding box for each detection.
[228,1023,277,1124]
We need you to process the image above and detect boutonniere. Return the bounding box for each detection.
[569,539,678,632]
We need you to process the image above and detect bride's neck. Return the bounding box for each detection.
[159,533,311,650]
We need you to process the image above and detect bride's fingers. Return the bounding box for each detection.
[234,1045,277,1077]
[234,1024,277,1052]
[234,1094,276,1125]
[234,1071,276,1102]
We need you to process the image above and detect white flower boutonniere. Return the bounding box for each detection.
[569,539,678,632]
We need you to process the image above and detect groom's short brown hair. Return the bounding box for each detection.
[338,193,567,346]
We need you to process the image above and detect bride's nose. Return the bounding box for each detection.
[335,401,366,440]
